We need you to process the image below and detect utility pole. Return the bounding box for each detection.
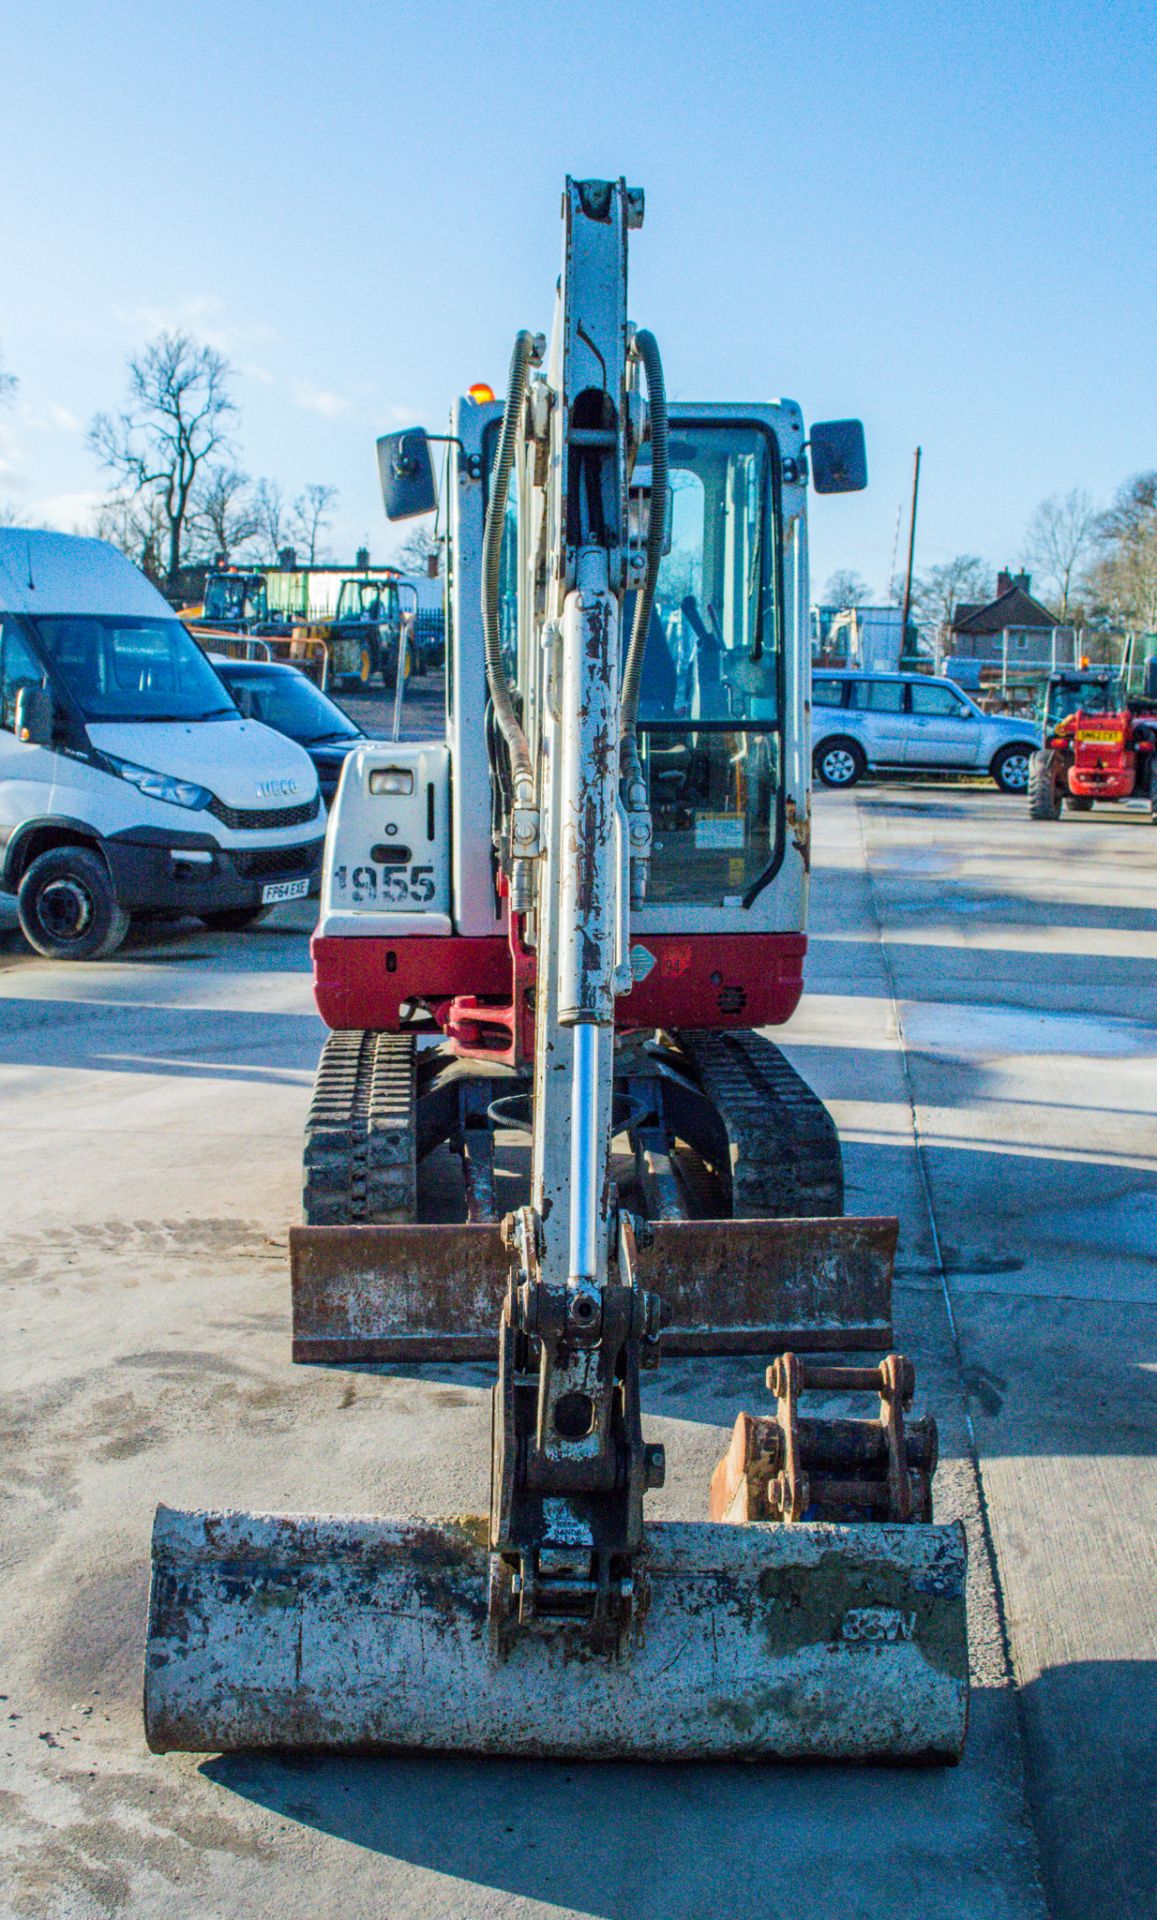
[900,446,922,652]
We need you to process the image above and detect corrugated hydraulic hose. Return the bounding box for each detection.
[482,328,535,797]
[619,327,669,744]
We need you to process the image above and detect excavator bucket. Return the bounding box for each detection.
[145,1505,968,1762]
[289,1216,896,1363]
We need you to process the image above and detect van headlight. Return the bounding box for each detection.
[104,754,212,810]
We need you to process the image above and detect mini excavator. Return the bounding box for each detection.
[145,179,968,1763]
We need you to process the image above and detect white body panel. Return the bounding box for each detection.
[318,741,451,926]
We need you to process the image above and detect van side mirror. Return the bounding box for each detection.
[809,420,868,494]
[377,430,437,520]
[14,684,55,746]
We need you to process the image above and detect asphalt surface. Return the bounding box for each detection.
[1,726,1153,1917]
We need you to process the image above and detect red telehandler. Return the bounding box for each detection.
[1029,667,1157,820]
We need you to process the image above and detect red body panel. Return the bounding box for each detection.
[1056,710,1154,801]
[1068,719,1135,800]
[312,930,807,1034]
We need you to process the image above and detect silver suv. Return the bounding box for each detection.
[811,671,1041,793]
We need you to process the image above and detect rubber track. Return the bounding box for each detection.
[678,1030,843,1218]
[302,1030,417,1225]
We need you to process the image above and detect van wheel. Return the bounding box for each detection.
[814,738,865,788]
[17,845,130,960]
[992,744,1035,793]
[200,906,272,931]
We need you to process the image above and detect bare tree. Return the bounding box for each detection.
[1087,472,1157,631]
[88,330,236,589]
[252,477,288,561]
[395,524,440,576]
[93,488,170,581]
[911,555,994,647]
[289,483,339,566]
[1021,488,1098,620]
[190,465,259,565]
[822,568,871,608]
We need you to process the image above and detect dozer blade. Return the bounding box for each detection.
[145,1505,968,1762]
[289,1216,896,1362]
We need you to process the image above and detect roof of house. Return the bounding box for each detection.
[951,584,1059,634]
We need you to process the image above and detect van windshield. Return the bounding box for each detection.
[28,615,236,723]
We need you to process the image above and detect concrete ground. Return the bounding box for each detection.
[1,763,1152,1918]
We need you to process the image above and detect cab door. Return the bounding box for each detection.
[0,615,61,823]
[846,676,908,766]
[904,679,983,766]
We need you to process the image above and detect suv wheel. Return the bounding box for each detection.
[17,845,130,960]
[992,744,1034,793]
[814,738,865,789]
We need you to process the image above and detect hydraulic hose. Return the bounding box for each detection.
[619,327,669,744]
[482,329,535,798]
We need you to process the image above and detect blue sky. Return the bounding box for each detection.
[2,0,1154,597]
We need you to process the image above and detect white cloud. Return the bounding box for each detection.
[293,380,349,420]
[119,295,279,357]
[0,422,25,477]
[22,402,80,432]
[29,489,103,531]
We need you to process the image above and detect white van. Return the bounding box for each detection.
[0,530,324,958]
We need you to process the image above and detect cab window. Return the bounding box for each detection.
[910,681,969,717]
[812,677,846,707]
[634,420,782,906]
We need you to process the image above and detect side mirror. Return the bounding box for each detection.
[809,420,868,494]
[377,430,437,520]
[14,684,55,746]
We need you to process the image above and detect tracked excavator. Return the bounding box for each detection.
[145,179,968,1762]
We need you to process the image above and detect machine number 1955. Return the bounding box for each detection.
[332,862,436,907]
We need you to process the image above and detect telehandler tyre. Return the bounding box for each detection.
[1028,749,1063,820]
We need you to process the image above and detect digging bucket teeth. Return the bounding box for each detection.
[144,1505,968,1762]
[289,1216,896,1363]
